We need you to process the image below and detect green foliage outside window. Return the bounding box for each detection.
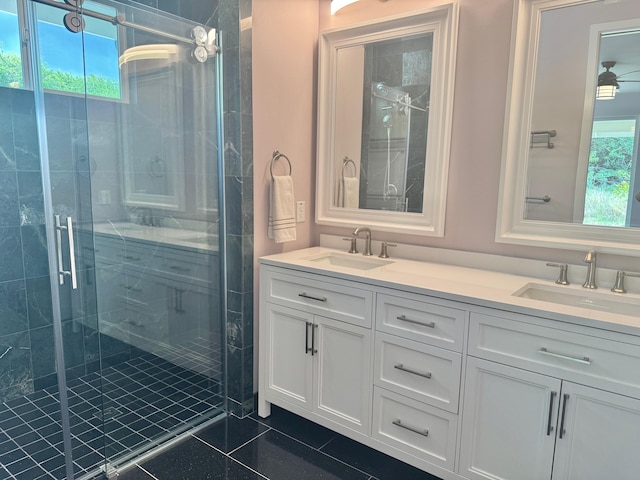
[1,47,119,98]
[0,45,23,88]
[584,136,634,227]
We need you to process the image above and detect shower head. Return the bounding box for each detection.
[382,114,393,128]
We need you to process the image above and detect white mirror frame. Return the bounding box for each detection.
[496,0,640,255]
[315,4,459,236]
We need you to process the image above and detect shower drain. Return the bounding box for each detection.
[94,407,122,421]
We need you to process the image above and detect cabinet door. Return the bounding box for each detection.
[263,304,314,410]
[315,315,372,434]
[459,357,560,480]
[552,382,640,480]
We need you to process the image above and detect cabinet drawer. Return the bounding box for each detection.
[469,312,640,398]
[372,386,457,471]
[162,249,213,283]
[374,333,461,413]
[264,269,373,328]
[376,292,465,351]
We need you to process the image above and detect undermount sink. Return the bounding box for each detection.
[513,283,640,316]
[306,252,393,270]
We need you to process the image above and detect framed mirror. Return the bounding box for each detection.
[316,5,459,236]
[497,0,640,254]
[121,48,186,211]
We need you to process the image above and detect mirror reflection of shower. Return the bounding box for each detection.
[364,81,412,211]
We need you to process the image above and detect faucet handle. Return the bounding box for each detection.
[343,237,358,254]
[611,270,640,294]
[379,242,397,259]
[546,262,569,285]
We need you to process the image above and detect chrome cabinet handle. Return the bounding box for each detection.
[311,324,318,355]
[558,393,569,439]
[305,322,312,354]
[299,292,327,303]
[392,419,429,437]
[537,347,590,365]
[394,363,432,379]
[55,215,78,289]
[546,391,557,436]
[169,265,192,273]
[397,314,435,328]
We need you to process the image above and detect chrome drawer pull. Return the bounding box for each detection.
[396,315,435,328]
[394,363,432,379]
[169,265,192,273]
[537,347,591,365]
[392,419,429,437]
[299,292,327,303]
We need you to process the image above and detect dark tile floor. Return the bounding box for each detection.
[0,351,223,480]
[117,406,443,480]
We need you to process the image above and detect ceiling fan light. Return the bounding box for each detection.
[596,84,617,100]
[331,0,359,14]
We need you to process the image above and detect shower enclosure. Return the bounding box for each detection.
[0,0,226,478]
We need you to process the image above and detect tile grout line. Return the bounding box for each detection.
[238,417,375,479]
[316,435,337,451]
[136,463,159,480]
[226,426,272,456]
[192,435,270,480]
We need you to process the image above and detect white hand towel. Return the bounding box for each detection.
[268,175,297,243]
[343,177,360,209]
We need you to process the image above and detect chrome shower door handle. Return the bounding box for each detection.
[55,215,65,286]
[55,215,78,290]
[66,216,78,289]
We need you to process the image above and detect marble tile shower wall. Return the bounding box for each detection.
[0,87,48,403]
[363,36,431,213]
[219,0,254,417]
[0,87,142,403]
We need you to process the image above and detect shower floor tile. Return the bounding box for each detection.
[117,406,444,480]
[0,347,223,480]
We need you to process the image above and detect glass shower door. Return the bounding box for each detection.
[28,0,225,477]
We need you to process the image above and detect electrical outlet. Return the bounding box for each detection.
[296,201,306,222]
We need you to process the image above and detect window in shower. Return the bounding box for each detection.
[0,0,23,88]
[0,0,122,98]
[36,1,121,98]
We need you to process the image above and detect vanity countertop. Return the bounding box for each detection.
[91,222,218,252]
[260,246,640,338]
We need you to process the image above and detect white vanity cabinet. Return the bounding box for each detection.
[92,232,219,373]
[259,266,373,435]
[259,250,640,480]
[371,291,465,471]
[460,311,640,480]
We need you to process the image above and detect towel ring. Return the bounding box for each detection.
[270,150,292,178]
[342,157,357,179]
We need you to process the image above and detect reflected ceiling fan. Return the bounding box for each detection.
[597,61,640,100]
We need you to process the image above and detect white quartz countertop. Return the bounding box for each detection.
[260,246,640,338]
[92,222,218,252]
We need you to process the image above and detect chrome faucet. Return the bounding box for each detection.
[582,250,597,289]
[353,227,372,256]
